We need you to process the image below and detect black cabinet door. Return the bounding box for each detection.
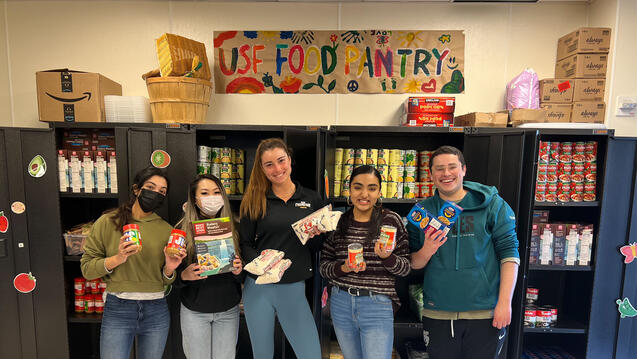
[462,128,528,359]
[124,126,196,225]
[285,128,324,194]
[0,127,68,359]
[597,138,637,359]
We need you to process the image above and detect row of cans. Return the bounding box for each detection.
[538,141,597,165]
[524,304,558,328]
[198,146,245,164]
[197,162,246,180]
[535,141,597,202]
[335,164,431,184]
[335,148,433,168]
[336,180,436,199]
[75,294,104,314]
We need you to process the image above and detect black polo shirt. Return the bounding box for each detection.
[239,182,324,283]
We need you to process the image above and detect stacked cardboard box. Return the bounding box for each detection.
[401,97,454,127]
[542,27,611,124]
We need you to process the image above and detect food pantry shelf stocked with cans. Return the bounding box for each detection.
[530,213,594,267]
[197,146,245,195]
[73,277,106,315]
[332,148,436,199]
[535,141,597,203]
[524,287,559,329]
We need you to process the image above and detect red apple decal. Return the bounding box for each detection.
[14,272,36,293]
[0,211,8,233]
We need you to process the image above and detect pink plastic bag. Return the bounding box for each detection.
[506,68,540,110]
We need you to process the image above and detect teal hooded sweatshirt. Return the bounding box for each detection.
[407,181,519,312]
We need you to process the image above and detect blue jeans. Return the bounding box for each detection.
[180,303,240,359]
[100,295,170,359]
[242,276,321,359]
[330,286,394,359]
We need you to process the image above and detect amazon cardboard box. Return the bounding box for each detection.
[556,27,611,61]
[36,69,122,123]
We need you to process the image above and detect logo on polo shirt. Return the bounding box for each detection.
[295,201,311,209]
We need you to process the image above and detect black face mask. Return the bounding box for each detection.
[137,189,165,213]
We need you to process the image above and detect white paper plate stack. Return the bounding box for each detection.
[105,96,152,123]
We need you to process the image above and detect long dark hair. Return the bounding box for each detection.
[176,174,239,263]
[108,167,169,232]
[337,165,384,241]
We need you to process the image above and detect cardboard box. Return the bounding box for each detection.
[552,224,566,266]
[402,113,453,127]
[571,102,605,123]
[36,69,122,123]
[453,112,508,127]
[539,79,573,103]
[510,108,548,127]
[556,27,611,61]
[555,54,608,79]
[540,104,572,123]
[572,79,606,102]
[405,97,455,114]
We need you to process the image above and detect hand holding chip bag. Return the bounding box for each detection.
[255,259,292,284]
[292,205,342,245]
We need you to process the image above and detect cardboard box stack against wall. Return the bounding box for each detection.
[540,27,611,124]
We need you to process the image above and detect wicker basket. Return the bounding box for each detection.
[146,77,212,124]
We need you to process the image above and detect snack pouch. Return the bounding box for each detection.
[292,205,341,244]
[255,259,292,284]
[244,249,285,276]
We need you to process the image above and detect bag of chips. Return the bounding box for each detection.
[244,249,285,276]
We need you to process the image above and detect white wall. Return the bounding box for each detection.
[3,1,630,134]
[0,1,12,126]
[590,0,637,136]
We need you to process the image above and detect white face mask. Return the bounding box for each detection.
[197,195,224,217]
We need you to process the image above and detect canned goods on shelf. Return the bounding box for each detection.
[404,150,418,167]
[366,148,378,166]
[342,165,354,182]
[343,149,356,165]
[333,181,342,197]
[377,149,389,166]
[236,180,245,195]
[211,147,221,164]
[354,149,367,165]
[220,147,232,163]
[197,145,211,162]
[211,163,221,178]
[197,161,211,175]
[334,148,344,165]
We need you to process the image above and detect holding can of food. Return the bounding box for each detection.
[166,229,186,257]
[378,225,397,252]
[348,243,364,268]
[123,224,142,249]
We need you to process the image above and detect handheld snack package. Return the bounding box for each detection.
[292,205,342,245]
[192,217,236,276]
[255,259,292,284]
[244,249,285,276]
[407,201,463,236]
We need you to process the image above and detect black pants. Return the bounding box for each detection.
[422,317,506,359]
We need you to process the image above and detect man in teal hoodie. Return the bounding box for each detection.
[408,145,519,359]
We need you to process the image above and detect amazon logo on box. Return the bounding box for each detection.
[36,69,121,123]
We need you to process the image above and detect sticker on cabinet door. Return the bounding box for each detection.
[151,150,171,169]
[28,155,47,178]
[617,297,637,318]
[0,211,7,233]
[14,272,36,293]
[620,243,637,264]
[11,201,25,214]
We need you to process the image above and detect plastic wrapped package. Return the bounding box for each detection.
[506,68,540,110]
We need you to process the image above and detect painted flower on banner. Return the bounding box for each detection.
[279,76,302,93]
[330,34,338,43]
[280,31,293,40]
[244,31,258,39]
[225,77,265,94]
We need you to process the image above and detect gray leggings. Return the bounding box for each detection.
[242,277,321,359]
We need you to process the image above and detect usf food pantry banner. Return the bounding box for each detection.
[213,30,464,94]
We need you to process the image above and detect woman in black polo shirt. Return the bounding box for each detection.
[239,138,323,359]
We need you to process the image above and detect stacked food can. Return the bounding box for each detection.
[524,287,558,328]
[74,277,106,314]
[333,148,436,199]
[197,146,245,195]
[535,141,597,202]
